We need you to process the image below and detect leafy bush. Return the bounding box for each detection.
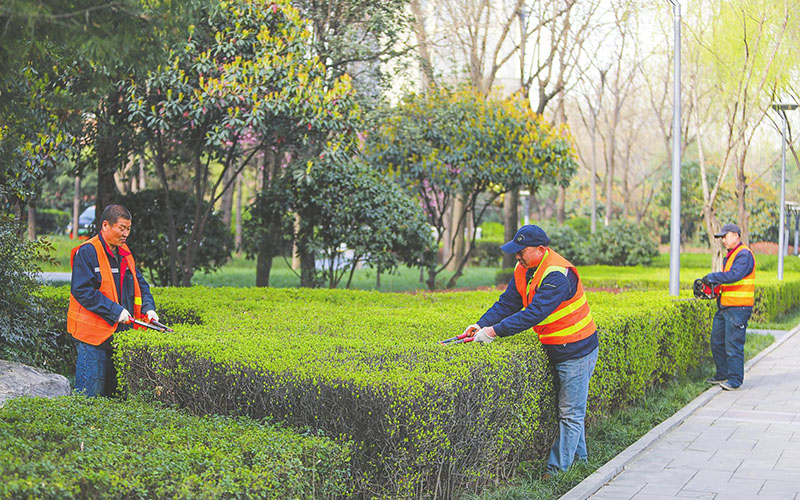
[34,208,70,235]
[0,218,73,373]
[478,221,505,241]
[119,189,233,286]
[0,396,351,499]
[539,222,590,265]
[470,239,503,267]
[594,220,658,266]
[31,285,720,499]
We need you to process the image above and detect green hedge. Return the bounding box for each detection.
[0,396,351,500]
[39,274,800,499]
[39,286,717,499]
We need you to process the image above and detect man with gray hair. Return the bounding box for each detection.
[67,204,158,397]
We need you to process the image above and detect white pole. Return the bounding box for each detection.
[668,0,682,296]
[778,111,787,281]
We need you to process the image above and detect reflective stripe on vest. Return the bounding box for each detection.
[67,235,144,346]
[513,249,596,345]
[719,244,756,307]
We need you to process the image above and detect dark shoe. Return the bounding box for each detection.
[720,381,740,391]
[706,377,727,385]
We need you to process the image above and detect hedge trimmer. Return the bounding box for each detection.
[438,332,475,345]
[132,319,174,333]
[693,278,720,300]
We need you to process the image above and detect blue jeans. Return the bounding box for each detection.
[74,340,115,397]
[710,306,751,388]
[547,346,598,472]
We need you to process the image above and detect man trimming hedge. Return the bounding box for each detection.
[701,222,756,391]
[462,224,599,476]
[67,204,159,397]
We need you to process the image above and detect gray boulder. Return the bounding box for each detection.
[0,359,71,407]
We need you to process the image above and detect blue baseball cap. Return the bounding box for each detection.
[714,223,741,238]
[500,225,550,254]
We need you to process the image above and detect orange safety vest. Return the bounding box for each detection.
[719,244,756,307]
[514,249,596,345]
[67,235,144,346]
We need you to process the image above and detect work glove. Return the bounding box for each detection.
[474,327,496,344]
[701,275,711,285]
[117,309,132,324]
[462,324,480,338]
[146,310,159,323]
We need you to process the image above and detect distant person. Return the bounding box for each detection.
[702,223,756,391]
[462,224,598,476]
[67,204,158,397]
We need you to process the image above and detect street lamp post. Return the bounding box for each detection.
[772,103,798,281]
[667,0,682,296]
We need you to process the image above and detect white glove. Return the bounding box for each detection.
[462,324,480,337]
[117,309,132,324]
[474,327,496,344]
[146,310,159,322]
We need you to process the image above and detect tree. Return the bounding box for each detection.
[126,0,358,286]
[290,151,435,289]
[691,0,797,268]
[366,86,578,289]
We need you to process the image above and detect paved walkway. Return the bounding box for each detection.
[37,272,71,282]
[563,323,800,500]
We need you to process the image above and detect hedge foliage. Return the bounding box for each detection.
[38,269,800,499]
[0,396,351,500]
[39,285,716,499]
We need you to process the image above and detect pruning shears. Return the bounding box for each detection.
[132,319,174,333]
[438,332,475,345]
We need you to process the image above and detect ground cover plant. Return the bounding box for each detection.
[0,395,351,500]
[42,285,719,498]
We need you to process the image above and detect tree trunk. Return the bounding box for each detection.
[72,176,81,240]
[235,173,243,253]
[447,194,466,272]
[557,186,566,224]
[220,165,235,229]
[95,91,125,224]
[503,189,519,269]
[27,199,36,241]
[256,152,277,287]
[735,153,749,245]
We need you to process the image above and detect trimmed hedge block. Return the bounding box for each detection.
[0,395,351,499]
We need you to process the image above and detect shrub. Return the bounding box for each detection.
[539,222,589,265]
[35,208,70,235]
[38,287,715,499]
[119,189,233,286]
[0,396,351,499]
[40,277,800,499]
[470,239,503,267]
[594,220,658,266]
[0,218,73,374]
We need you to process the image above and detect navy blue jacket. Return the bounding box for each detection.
[71,233,155,348]
[478,265,598,363]
[704,243,755,309]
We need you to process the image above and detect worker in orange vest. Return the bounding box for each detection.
[702,223,755,391]
[462,224,598,476]
[68,204,157,397]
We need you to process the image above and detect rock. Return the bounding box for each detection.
[0,359,71,407]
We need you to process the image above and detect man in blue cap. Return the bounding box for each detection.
[701,223,756,391]
[462,224,599,476]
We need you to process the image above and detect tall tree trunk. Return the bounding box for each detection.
[557,185,566,224]
[72,176,81,239]
[95,90,124,223]
[220,165,235,229]
[735,152,749,245]
[447,194,465,272]
[27,199,36,241]
[503,189,519,269]
[235,173,243,253]
[409,0,435,88]
[256,152,277,287]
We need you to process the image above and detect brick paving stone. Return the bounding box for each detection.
[579,328,800,500]
[757,479,800,498]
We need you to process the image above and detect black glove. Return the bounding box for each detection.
[701,275,711,285]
